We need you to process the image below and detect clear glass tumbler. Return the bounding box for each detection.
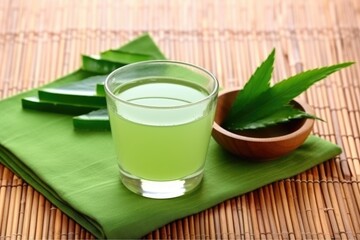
[105,60,219,199]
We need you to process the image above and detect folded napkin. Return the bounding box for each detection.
[0,81,341,238]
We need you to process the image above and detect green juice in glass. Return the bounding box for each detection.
[108,78,215,181]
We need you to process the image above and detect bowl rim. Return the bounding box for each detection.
[212,88,315,142]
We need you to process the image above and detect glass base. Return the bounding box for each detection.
[120,169,204,199]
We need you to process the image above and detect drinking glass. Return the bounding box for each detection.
[105,60,219,199]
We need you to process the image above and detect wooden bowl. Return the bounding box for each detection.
[212,88,315,160]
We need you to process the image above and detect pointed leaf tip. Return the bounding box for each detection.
[226,49,276,121]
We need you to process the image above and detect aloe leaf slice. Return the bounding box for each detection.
[22,97,101,115]
[81,55,125,74]
[20,33,167,131]
[20,69,98,112]
[42,69,97,87]
[38,75,107,107]
[73,109,110,130]
[96,83,105,96]
[81,35,166,74]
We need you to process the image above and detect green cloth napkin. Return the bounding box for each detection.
[0,83,341,239]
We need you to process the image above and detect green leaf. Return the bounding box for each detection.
[224,50,354,131]
[270,62,354,102]
[81,55,125,74]
[20,33,168,131]
[21,69,98,113]
[226,49,275,121]
[96,83,105,96]
[22,97,100,115]
[39,69,97,87]
[73,109,110,131]
[38,75,107,107]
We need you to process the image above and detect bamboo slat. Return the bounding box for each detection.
[0,0,360,239]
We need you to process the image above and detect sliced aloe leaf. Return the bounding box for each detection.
[96,83,105,96]
[73,109,110,130]
[20,33,167,131]
[82,35,166,75]
[81,55,125,74]
[22,97,100,115]
[21,69,98,114]
[38,75,107,107]
[43,69,97,87]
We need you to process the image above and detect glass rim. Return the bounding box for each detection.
[104,60,219,110]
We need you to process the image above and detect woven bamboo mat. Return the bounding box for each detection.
[0,0,359,239]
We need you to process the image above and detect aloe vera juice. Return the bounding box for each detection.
[108,78,215,181]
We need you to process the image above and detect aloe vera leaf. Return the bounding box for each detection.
[115,33,166,59]
[225,62,354,131]
[96,83,105,96]
[20,69,97,112]
[81,55,125,74]
[22,97,100,115]
[73,109,110,130]
[100,50,156,64]
[38,75,107,107]
[82,34,166,74]
[44,69,97,87]
[21,33,167,130]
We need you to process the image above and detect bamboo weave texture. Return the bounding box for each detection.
[0,0,359,239]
